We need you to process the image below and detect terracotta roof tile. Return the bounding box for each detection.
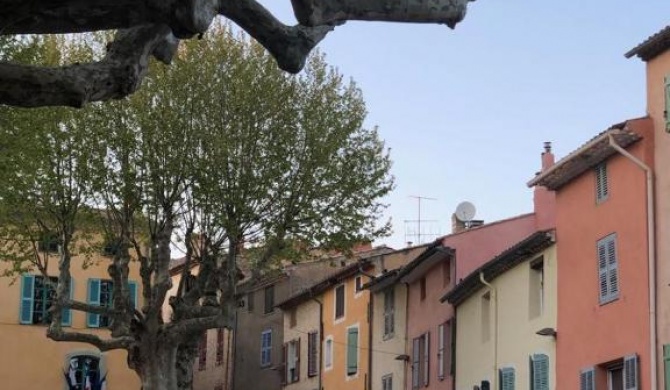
[625,25,670,61]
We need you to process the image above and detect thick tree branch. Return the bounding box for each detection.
[64,299,116,315]
[164,314,229,343]
[0,24,178,108]
[47,326,135,351]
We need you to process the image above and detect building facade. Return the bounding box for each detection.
[529,120,654,389]
[444,232,556,390]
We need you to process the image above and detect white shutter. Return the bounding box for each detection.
[624,354,638,390]
[437,324,445,379]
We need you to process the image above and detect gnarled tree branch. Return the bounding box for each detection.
[47,326,135,351]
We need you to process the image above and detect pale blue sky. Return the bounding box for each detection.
[258,1,670,248]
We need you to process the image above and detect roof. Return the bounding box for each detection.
[276,259,373,309]
[441,230,555,306]
[526,123,642,190]
[625,26,670,61]
[397,242,454,284]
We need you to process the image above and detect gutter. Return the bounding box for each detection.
[479,273,497,390]
[608,135,657,390]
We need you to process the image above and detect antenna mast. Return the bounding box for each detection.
[404,195,438,245]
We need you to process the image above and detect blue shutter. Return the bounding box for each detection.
[532,354,549,390]
[87,278,101,328]
[499,368,515,390]
[19,275,35,324]
[128,281,138,309]
[61,278,73,326]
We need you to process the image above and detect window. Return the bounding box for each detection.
[481,292,491,342]
[335,284,345,319]
[64,354,104,390]
[86,278,138,328]
[595,163,608,202]
[622,354,638,390]
[529,257,544,318]
[19,274,72,326]
[198,331,207,371]
[347,327,359,376]
[247,291,254,312]
[216,329,225,366]
[412,333,429,388]
[383,288,395,338]
[285,339,300,383]
[308,331,318,377]
[580,368,595,390]
[437,321,452,380]
[499,367,515,390]
[324,337,333,369]
[530,354,549,390]
[289,308,297,328]
[38,231,61,253]
[382,374,393,390]
[442,260,451,288]
[260,329,272,367]
[597,234,619,304]
[264,285,275,314]
[355,276,363,293]
[420,277,426,301]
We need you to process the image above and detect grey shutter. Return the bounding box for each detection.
[532,354,549,390]
[347,327,358,375]
[412,337,420,389]
[580,368,595,390]
[606,236,619,297]
[596,164,608,201]
[423,333,430,386]
[437,324,444,380]
[499,368,515,390]
[624,354,638,390]
[598,240,609,303]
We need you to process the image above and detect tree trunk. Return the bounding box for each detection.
[137,341,180,390]
[176,338,198,390]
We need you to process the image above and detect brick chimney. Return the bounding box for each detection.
[534,142,556,230]
[451,213,466,234]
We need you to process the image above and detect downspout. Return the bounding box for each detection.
[608,135,657,390]
[311,297,323,390]
[367,292,374,390]
[479,273,497,390]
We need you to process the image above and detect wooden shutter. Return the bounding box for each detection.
[61,278,73,326]
[606,237,619,297]
[596,164,608,201]
[437,324,445,380]
[445,320,453,379]
[347,327,358,375]
[412,337,420,389]
[19,275,35,324]
[532,354,549,390]
[280,343,287,385]
[598,239,609,303]
[499,368,515,390]
[580,368,595,390]
[423,332,430,386]
[624,354,638,390]
[336,285,345,318]
[128,281,138,309]
[295,338,301,381]
[86,278,101,327]
[308,332,318,377]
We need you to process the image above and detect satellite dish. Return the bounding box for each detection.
[455,201,476,222]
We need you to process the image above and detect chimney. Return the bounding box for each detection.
[451,213,466,234]
[534,142,556,230]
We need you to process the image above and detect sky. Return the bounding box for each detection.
[257,1,670,249]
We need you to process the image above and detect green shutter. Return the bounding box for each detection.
[87,278,101,328]
[347,327,358,375]
[664,345,670,390]
[532,354,549,390]
[19,275,35,324]
[128,281,138,309]
[61,279,73,326]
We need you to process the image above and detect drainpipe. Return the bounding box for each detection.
[311,297,323,390]
[479,273,497,390]
[608,135,657,390]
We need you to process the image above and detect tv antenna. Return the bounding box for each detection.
[404,195,439,245]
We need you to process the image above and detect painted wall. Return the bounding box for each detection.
[646,48,670,388]
[371,282,408,390]
[455,245,557,390]
[322,273,370,390]
[555,125,653,389]
[0,252,142,390]
[283,300,321,390]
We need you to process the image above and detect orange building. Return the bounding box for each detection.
[529,119,654,389]
[0,246,143,390]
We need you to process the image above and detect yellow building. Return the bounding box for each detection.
[443,231,556,390]
[0,247,142,390]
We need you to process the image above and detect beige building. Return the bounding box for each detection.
[443,231,556,390]
[0,247,142,390]
[280,299,322,390]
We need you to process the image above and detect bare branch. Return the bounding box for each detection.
[47,326,135,352]
[64,299,115,315]
[164,314,229,342]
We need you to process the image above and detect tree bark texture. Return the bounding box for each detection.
[0,0,474,107]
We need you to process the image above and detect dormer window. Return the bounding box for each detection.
[595,163,608,203]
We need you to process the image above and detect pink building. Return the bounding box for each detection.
[528,119,654,389]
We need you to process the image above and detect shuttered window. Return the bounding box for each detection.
[438,322,452,380]
[347,327,359,375]
[382,374,393,390]
[335,284,345,319]
[20,275,72,326]
[624,354,638,390]
[286,339,300,383]
[597,234,619,304]
[531,354,549,390]
[324,338,333,368]
[412,337,421,389]
[307,331,318,377]
[422,332,430,386]
[260,329,272,367]
[87,279,138,328]
[580,368,595,390]
[264,285,275,314]
[595,163,608,202]
[499,367,515,390]
[383,288,395,338]
[412,333,430,387]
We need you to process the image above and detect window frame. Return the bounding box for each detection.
[382,374,393,390]
[595,163,609,203]
[64,351,106,390]
[260,329,273,367]
[346,325,359,376]
[324,336,334,370]
[307,331,318,377]
[334,284,346,320]
[383,287,395,339]
[264,285,275,314]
